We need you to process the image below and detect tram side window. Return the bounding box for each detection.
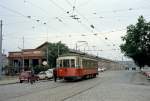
[56,60,59,67]
[82,59,86,68]
[87,60,90,68]
[71,59,75,67]
[63,59,70,67]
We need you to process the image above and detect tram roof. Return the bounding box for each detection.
[59,49,115,63]
[59,53,98,59]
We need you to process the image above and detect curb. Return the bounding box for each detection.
[0,79,54,86]
[0,81,19,86]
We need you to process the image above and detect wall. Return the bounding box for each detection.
[98,59,124,70]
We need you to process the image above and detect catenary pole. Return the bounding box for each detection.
[22,36,24,70]
[0,20,3,78]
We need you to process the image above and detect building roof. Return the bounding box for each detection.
[36,41,49,49]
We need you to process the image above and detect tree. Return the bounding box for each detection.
[45,41,69,68]
[120,16,150,68]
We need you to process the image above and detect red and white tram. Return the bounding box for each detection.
[56,54,98,80]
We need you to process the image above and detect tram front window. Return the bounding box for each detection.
[63,59,70,67]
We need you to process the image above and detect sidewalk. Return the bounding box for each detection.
[0,75,19,85]
[131,71,150,85]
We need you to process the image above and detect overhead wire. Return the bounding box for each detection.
[0,3,28,18]
[0,1,62,41]
[64,0,120,48]
[0,3,44,25]
[23,0,78,34]
[23,0,49,16]
[2,0,149,56]
[48,0,125,55]
[1,1,59,26]
[80,49,120,52]
[77,0,92,8]
[48,0,94,32]
[0,0,148,59]
[65,0,93,31]
[0,0,127,42]
[71,5,150,46]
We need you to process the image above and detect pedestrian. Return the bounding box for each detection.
[30,70,35,84]
[53,68,57,82]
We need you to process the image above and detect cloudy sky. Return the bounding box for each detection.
[0,0,150,61]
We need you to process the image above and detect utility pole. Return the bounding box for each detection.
[47,46,49,66]
[44,23,49,66]
[0,20,3,78]
[58,44,60,57]
[22,36,24,70]
[75,43,77,51]
[23,36,24,50]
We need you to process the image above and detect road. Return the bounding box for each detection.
[0,70,150,101]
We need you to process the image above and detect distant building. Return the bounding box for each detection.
[98,59,124,70]
[118,61,139,70]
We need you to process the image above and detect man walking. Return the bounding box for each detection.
[53,68,57,82]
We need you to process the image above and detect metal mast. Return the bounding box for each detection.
[0,20,3,78]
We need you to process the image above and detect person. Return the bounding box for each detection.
[30,69,35,84]
[53,68,57,82]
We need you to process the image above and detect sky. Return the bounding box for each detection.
[0,0,150,61]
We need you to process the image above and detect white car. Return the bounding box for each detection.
[37,71,46,80]
[45,70,53,78]
[98,68,106,72]
[38,70,53,80]
[47,69,53,73]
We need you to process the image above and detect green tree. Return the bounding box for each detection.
[120,16,150,68]
[46,41,69,68]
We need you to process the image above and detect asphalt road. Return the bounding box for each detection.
[0,70,150,101]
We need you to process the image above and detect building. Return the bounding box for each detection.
[8,42,125,74]
[118,61,139,70]
[8,42,49,73]
[98,59,124,70]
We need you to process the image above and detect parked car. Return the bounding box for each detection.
[45,70,53,78]
[19,71,39,83]
[98,68,106,72]
[146,72,150,79]
[37,70,53,80]
[37,71,46,80]
[47,68,53,73]
[141,67,150,75]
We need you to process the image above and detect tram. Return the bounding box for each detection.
[56,53,98,80]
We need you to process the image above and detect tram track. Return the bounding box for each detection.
[2,81,67,101]
[4,78,89,101]
[3,76,101,101]
[61,78,101,101]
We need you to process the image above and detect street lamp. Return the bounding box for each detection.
[18,47,24,71]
